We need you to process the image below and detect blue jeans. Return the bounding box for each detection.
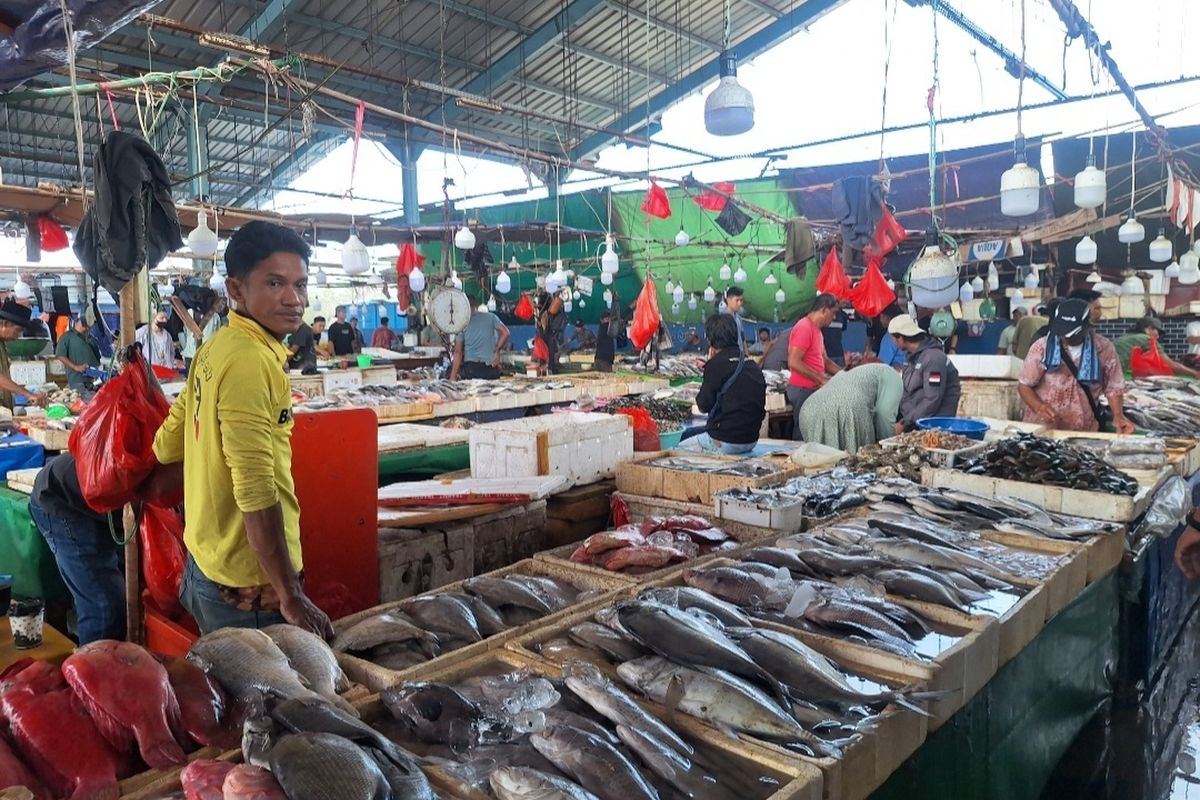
[29,497,125,644]
[179,555,285,634]
[692,433,756,455]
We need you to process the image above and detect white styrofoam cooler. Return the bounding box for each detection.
[468,411,633,489]
[948,354,1023,380]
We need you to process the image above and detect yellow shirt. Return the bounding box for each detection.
[152,311,302,587]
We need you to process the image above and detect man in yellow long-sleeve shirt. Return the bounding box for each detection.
[153,221,332,637]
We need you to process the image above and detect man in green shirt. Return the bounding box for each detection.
[1113,317,1199,378]
[55,315,101,391]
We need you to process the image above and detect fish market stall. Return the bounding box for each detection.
[616,452,802,506]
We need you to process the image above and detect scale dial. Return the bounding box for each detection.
[427,287,473,334]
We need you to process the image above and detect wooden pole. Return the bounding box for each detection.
[119,282,143,645]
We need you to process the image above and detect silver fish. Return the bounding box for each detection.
[268,732,391,800]
[636,587,752,628]
[530,725,659,800]
[262,624,354,714]
[569,621,645,662]
[465,575,554,614]
[679,567,794,610]
[562,660,692,755]
[332,611,440,655]
[490,766,600,800]
[442,592,510,636]
[188,628,331,709]
[402,595,483,642]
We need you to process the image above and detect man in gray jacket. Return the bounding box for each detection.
[888,314,961,433]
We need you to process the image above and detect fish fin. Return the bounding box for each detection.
[328,692,362,718]
[66,689,131,754]
[664,674,685,728]
[138,736,188,769]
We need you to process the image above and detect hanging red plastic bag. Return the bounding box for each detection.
[616,406,661,451]
[815,247,851,300]
[532,336,550,363]
[848,258,896,318]
[38,217,69,252]
[629,277,661,351]
[514,292,535,321]
[641,181,672,219]
[863,206,907,262]
[1131,340,1174,377]
[139,505,185,618]
[394,242,424,275]
[693,182,734,212]
[69,351,172,513]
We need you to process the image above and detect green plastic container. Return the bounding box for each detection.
[659,428,685,449]
[356,354,373,368]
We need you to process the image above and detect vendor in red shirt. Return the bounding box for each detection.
[786,293,842,437]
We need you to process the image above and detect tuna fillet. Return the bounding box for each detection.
[222,764,287,800]
[180,759,234,800]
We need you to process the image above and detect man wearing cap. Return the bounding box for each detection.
[1113,317,1199,378]
[0,298,47,409]
[889,314,961,433]
[55,314,101,392]
[1018,298,1134,433]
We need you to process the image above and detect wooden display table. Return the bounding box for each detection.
[0,617,73,669]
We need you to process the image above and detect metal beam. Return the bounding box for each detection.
[904,0,1067,100]
[185,111,210,200]
[382,140,422,225]
[571,0,850,160]
[232,133,340,209]
[602,0,722,51]
[200,0,299,96]
[429,0,610,130]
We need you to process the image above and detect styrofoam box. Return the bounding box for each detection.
[8,360,46,387]
[948,354,1023,380]
[468,412,633,489]
[714,490,805,532]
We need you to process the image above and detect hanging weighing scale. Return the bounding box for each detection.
[426,285,472,335]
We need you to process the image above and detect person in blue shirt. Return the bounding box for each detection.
[874,304,907,369]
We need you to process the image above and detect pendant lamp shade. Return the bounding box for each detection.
[986,262,1000,292]
[774,287,786,304]
[1179,255,1200,285]
[495,267,512,294]
[1075,235,1098,265]
[315,269,328,286]
[1177,249,1198,278]
[970,275,985,293]
[1121,274,1144,295]
[764,272,778,286]
[959,282,974,303]
[1118,217,1146,244]
[603,289,613,307]
[703,282,716,302]
[1011,288,1025,307]
[409,265,425,293]
[1165,260,1182,278]
[733,265,748,284]
[672,284,685,304]
[1024,270,1039,289]
[341,227,371,275]
[1149,231,1173,263]
[188,210,220,257]
[601,234,619,273]
[600,271,613,286]
[1086,270,1102,283]
[704,51,755,136]
[454,225,476,250]
[687,294,698,310]
[1000,137,1041,216]
[675,228,690,247]
[1073,155,1107,209]
[719,261,732,281]
[487,295,497,312]
[563,300,572,313]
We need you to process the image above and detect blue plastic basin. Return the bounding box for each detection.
[916,416,990,441]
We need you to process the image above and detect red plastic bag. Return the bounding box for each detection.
[69,352,172,513]
[629,277,661,351]
[514,293,535,321]
[1131,340,1174,377]
[693,182,734,212]
[394,242,424,275]
[863,206,907,262]
[139,505,185,618]
[848,258,896,318]
[532,336,550,363]
[616,407,661,451]
[38,217,69,252]
[815,247,851,300]
[641,181,672,219]
[611,494,632,528]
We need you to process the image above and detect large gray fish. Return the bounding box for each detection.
[401,595,483,643]
[616,725,735,800]
[615,601,792,705]
[459,672,561,715]
[188,628,329,708]
[268,732,392,800]
[679,567,795,610]
[869,568,969,611]
[382,681,496,746]
[637,587,753,628]
[865,513,966,551]
[262,625,355,714]
[505,574,578,611]
[870,539,1007,580]
[530,725,660,800]
[490,766,600,800]
[441,592,509,636]
[802,599,918,656]
[569,621,646,662]
[333,611,441,655]
[737,547,815,576]
[464,576,554,615]
[561,660,692,756]
[796,548,893,577]
[616,657,837,755]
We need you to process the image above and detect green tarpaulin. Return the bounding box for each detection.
[379,445,470,482]
[0,484,67,600]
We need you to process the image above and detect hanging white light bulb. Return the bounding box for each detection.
[1177,247,1198,278]
[1149,230,1173,263]
[1179,254,1200,285]
[1075,234,1098,265]
[703,280,716,303]
[1000,136,1041,216]
[1011,288,1025,308]
[187,210,220,258]
[600,271,613,286]
[572,290,581,301]
[315,268,328,287]
[687,294,698,311]
[664,276,675,294]
[1121,273,1144,295]
[1086,270,1102,284]
[341,226,371,275]
[454,223,476,250]
[986,262,1000,292]
[764,272,778,286]
[579,299,586,308]
[675,227,690,247]
[1073,154,1107,209]
[704,50,755,136]
[159,280,174,298]
[733,264,748,284]
[487,294,497,312]
[563,300,573,313]
[603,289,613,307]
[409,264,426,293]
[1166,260,1182,279]
[672,284,685,305]
[601,234,619,273]
[719,260,732,281]
[209,272,226,294]
[959,282,974,303]
[1118,216,1146,244]
[970,274,985,293]
[1023,269,1039,290]
[496,257,514,294]
[774,287,786,304]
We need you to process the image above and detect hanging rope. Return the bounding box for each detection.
[926,0,941,232]
[58,0,88,206]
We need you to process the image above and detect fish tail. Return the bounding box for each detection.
[328,692,362,718]
[889,695,935,719]
[138,734,188,769]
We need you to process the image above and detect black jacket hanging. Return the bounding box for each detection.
[74,130,184,294]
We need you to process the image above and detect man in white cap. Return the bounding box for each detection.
[889,313,960,434]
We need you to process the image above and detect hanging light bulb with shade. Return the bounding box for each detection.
[496,258,514,294]
[970,274,985,294]
[454,222,476,250]
[986,262,1000,292]
[487,295,497,312]
[1073,154,1107,209]
[703,280,716,303]
[563,300,573,313]
[1000,136,1041,216]
[1075,234,1098,265]
[188,209,220,257]
[704,49,755,136]
[572,290,581,301]
[959,282,975,303]
[1023,268,1039,290]
[733,263,748,284]
[687,294,698,311]
[315,268,328,287]
[719,259,732,281]
[1121,273,1144,295]
[764,271,778,286]
[1011,288,1025,308]
[603,289,613,307]
[1118,216,1146,244]
[1179,253,1200,285]
[342,225,371,275]
[774,287,786,304]
[1086,269,1102,284]
[672,284,685,305]
[600,271,613,286]
[1149,230,1173,263]
[601,234,620,274]
[675,227,690,247]
[1177,246,1199,279]
[1166,260,1182,279]
[409,263,426,293]
[664,275,675,295]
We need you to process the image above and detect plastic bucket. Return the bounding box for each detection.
[916,416,990,441]
[659,428,685,449]
[356,354,373,368]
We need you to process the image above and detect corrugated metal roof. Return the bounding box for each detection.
[0,0,847,209]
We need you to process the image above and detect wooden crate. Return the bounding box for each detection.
[616,451,800,506]
[545,479,615,549]
[920,465,1170,523]
[373,401,435,423]
[502,592,930,800]
[378,526,474,603]
[333,557,633,693]
[469,412,632,489]
[956,379,1024,421]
